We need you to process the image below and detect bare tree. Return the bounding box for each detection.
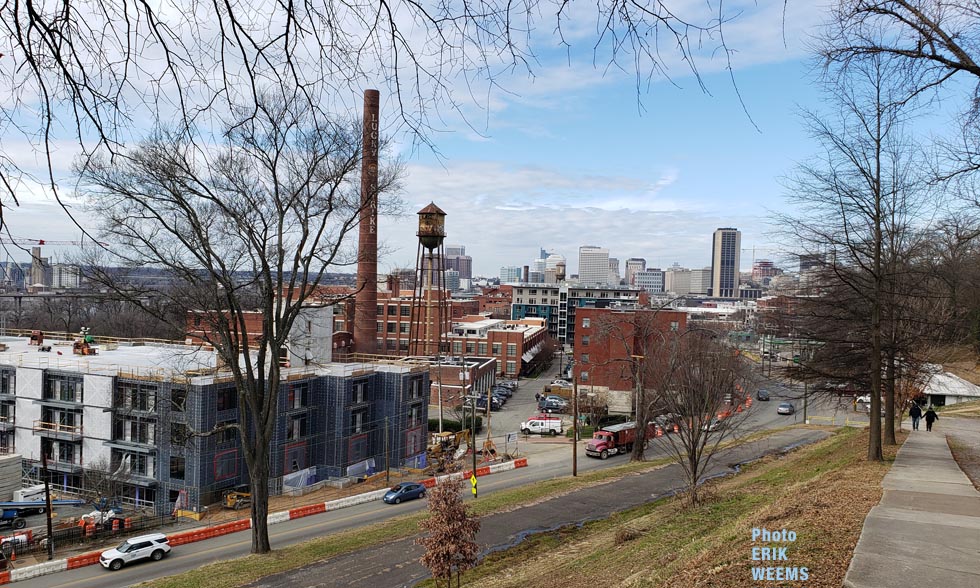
[1,1,746,233]
[825,1,980,179]
[80,456,130,518]
[74,91,401,554]
[647,328,750,507]
[417,475,481,588]
[780,45,936,460]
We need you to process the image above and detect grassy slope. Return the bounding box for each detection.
[449,427,901,588]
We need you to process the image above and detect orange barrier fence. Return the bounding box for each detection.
[66,551,102,569]
[289,504,326,519]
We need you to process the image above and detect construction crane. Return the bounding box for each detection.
[0,238,97,246]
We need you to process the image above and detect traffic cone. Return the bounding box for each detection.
[10,550,15,562]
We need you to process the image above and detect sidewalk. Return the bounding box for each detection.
[844,430,980,588]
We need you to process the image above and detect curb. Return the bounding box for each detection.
[0,458,529,584]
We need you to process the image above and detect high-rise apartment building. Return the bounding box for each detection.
[624,258,646,285]
[578,246,610,285]
[710,228,741,298]
[500,266,522,283]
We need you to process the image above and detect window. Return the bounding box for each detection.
[171,423,188,445]
[466,342,475,354]
[0,371,15,395]
[452,341,463,354]
[409,378,425,400]
[57,442,76,464]
[387,321,397,333]
[169,456,185,480]
[217,388,237,411]
[399,323,410,334]
[214,450,237,481]
[580,371,589,382]
[386,339,397,350]
[287,384,308,409]
[352,382,367,404]
[287,416,308,440]
[171,389,187,412]
[581,336,590,346]
[377,322,383,333]
[130,420,151,444]
[217,421,237,444]
[506,343,517,356]
[581,354,589,364]
[408,404,423,428]
[670,321,679,332]
[506,361,516,375]
[44,375,83,403]
[478,342,487,355]
[400,306,411,317]
[492,342,502,355]
[582,317,590,328]
[376,305,384,316]
[387,305,396,315]
[350,410,368,434]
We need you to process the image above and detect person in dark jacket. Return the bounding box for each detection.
[924,407,939,432]
[909,403,923,431]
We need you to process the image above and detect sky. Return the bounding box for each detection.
[2,2,866,277]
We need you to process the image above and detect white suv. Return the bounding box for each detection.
[100,533,171,570]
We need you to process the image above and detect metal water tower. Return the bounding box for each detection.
[409,203,449,356]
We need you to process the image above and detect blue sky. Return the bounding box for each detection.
[5,1,849,276]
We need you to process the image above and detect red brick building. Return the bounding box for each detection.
[475,285,513,319]
[448,316,549,378]
[572,307,688,392]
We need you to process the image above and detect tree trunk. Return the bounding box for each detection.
[884,349,897,445]
[250,445,272,553]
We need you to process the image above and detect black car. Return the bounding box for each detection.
[756,389,770,401]
[491,386,513,397]
[537,399,565,413]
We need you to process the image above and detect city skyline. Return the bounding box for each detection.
[4,1,952,278]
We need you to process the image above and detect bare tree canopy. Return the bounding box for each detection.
[75,90,402,553]
[1,0,741,231]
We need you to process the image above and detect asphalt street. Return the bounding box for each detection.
[238,427,831,588]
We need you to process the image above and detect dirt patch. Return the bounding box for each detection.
[948,434,980,491]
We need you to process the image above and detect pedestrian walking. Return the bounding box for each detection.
[909,403,922,431]
[924,407,939,432]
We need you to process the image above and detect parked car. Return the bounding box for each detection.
[382,482,426,504]
[756,389,770,401]
[464,395,502,412]
[542,395,569,407]
[551,379,572,387]
[491,386,513,397]
[777,402,795,415]
[491,391,509,405]
[100,533,171,571]
[496,381,518,391]
[538,399,565,413]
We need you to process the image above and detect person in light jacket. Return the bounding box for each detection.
[908,403,923,431]
[924,407,939,432]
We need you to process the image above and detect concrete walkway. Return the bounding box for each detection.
[844,430,980,588]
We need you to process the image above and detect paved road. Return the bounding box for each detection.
[240,428,831,588]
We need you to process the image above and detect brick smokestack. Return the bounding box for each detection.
[354,89,380,355]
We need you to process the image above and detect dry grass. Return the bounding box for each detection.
[940,399,980,419]
[929,345,980,386]
[454,428,903,588]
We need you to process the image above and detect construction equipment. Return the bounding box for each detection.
[222,484,252,510]
[0,510,27,531]
[73,327,98,356]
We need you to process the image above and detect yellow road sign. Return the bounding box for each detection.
[470,474,477,496]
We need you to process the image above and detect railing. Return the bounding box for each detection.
[32,420,84,437]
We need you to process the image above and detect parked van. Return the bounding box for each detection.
[521,416,564,436]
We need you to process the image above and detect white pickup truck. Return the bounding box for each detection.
[521,416,564,436]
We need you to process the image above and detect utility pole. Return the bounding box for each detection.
[43,452,54,560]
[471,397,478,499]
[384,416,390,485]
[572,377,578,477]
